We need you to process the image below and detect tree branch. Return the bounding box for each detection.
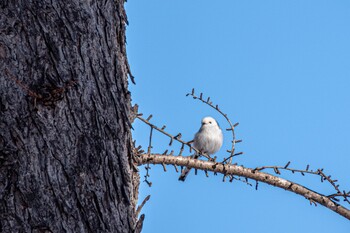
[136,154,350,220]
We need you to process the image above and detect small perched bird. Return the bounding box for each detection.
[178,116,223,181]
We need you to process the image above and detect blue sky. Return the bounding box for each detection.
[126,1,350,232]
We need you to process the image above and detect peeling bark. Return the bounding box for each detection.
[0,0,139,232]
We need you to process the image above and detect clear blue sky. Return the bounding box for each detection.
[126,1,350,232]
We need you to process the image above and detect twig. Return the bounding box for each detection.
[143,127,153,187]
[136,195,151,217]
[253,162,350,204]
[136,115,210,160]
[186,88,240,164]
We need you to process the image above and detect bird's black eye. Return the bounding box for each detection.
[209,121,212,124]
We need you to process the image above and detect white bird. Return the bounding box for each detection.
[178,116,223,181]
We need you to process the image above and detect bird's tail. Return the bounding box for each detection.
[178,167,191,181]
[178,154,200,182]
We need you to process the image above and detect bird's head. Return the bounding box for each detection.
[201,116,219,127]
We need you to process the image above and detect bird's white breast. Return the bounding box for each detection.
[193,125,223,155]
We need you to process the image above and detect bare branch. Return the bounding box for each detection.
[253,163,350,203]
[133,89,350,221]
[136,195,151,217]
[136,154,350,220]
[136,115,211,160]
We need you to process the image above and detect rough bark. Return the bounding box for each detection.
[0,0,139,232]
[137,154,350,220]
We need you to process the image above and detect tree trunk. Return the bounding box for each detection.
[0,1,139,232]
